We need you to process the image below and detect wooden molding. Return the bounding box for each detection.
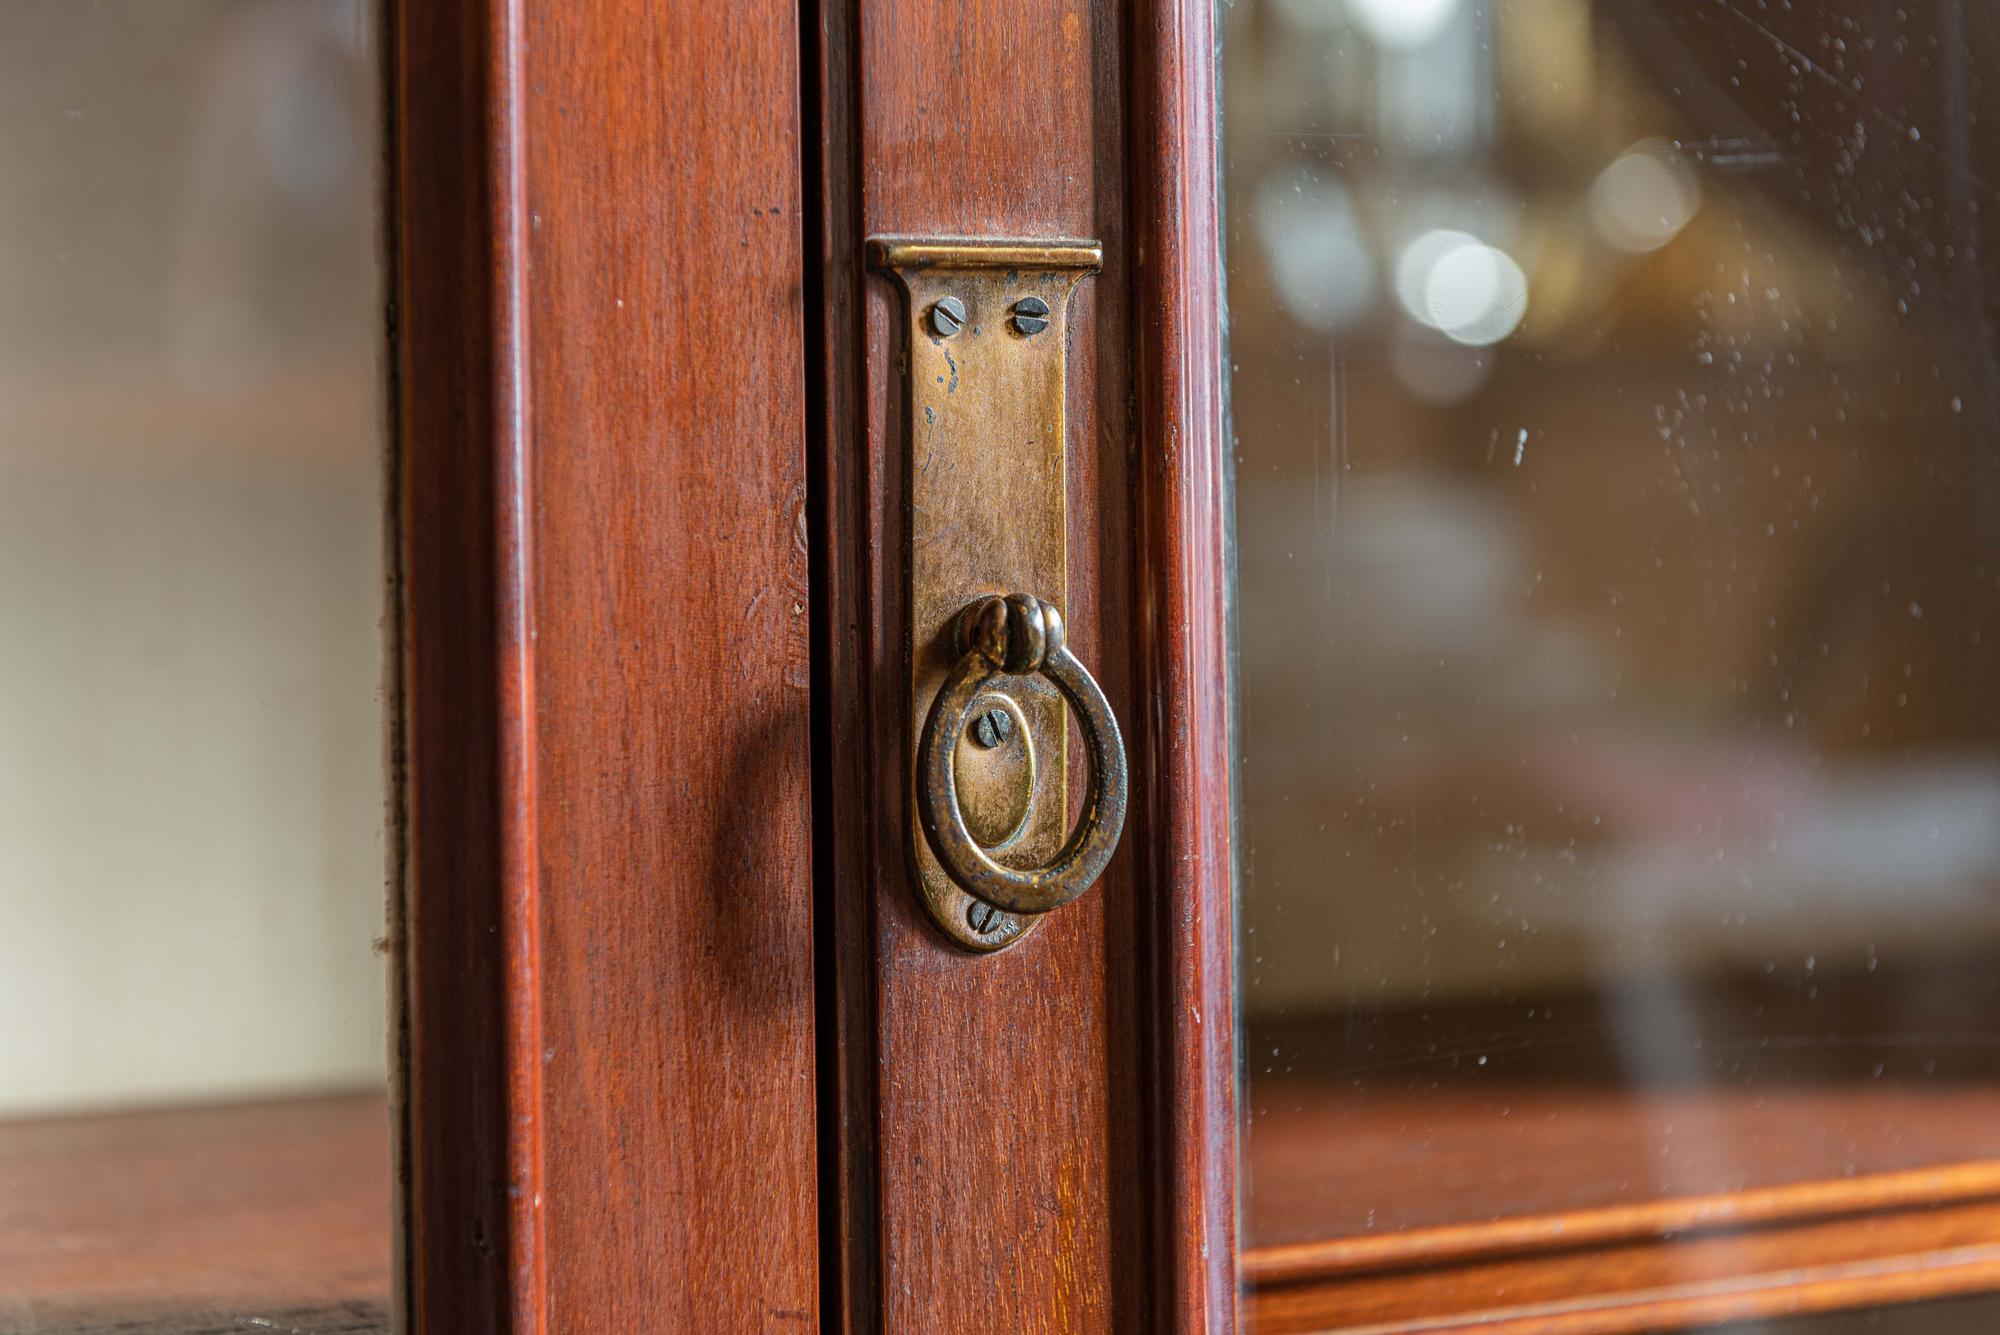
[1246,1166,2000,1333]
[1130,0,1240,1329]
[391,0,539,1324]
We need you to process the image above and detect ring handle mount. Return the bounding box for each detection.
[917,594,1129,920]
[867,236,1106,951]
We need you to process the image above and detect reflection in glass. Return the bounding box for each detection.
[0,0,387,1324]
[1229,0,2000,1319]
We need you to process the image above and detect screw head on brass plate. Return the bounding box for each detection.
[930,295,966,338]
[966,899,1015,937]
[1011,295,1050,336]
[971,708,1013,748]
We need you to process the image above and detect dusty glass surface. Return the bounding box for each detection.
[0,0,388,1323]
[1228,0,2000,1290]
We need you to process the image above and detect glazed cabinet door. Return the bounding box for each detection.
[820,1,2000,1333]
[1223,2,2000,1332]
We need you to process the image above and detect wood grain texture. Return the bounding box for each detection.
[1244,1086,2000,1330]
[524,1,819,1327]
[0,1094,390,1326]
[394,0,819,1327]
[813,0,1233,1328]
[872,0,1132,1320]
[1247,1195,2000,1334]
[1252,1158,2000,1284]
[1129,0,1238,1328]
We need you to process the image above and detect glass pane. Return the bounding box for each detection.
[1228,0,2000,1324]
[1,1,388,1326]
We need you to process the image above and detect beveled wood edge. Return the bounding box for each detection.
[1130,0,1239,1330]
[1245,1160,2000,1286]
[390,0,546,1327]
[1286,1245,2000,1335]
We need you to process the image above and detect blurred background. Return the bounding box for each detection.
[0,0,385,1117]
[0,1,388,1325]
[1227,0,2000,1280]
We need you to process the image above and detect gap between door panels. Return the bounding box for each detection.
[794,0,875,1329]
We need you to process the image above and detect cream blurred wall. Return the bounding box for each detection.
[0,0,387,1115]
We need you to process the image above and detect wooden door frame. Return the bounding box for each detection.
[1128,2,1239,1322]
[391,0,822,1327]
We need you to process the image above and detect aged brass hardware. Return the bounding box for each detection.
[953,688,1035,851]
[918,594,1128,916]
[867,235,1120,952]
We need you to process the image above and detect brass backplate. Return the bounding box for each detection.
[868,237,1101,951]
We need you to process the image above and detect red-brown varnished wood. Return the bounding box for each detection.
[1250,1160,2000,1284]
[818,0,1133,1331]
[394,1,819,1328]
[1240,1085,2000,1328]
[392,0,538,1324]
[813,0,1234,1329]
[1247,1193,2000,1334]
[524,1,819,1327]
[1130,0,1238,1328]
[0,1094,390,1323]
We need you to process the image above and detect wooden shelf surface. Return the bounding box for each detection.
[9,1079,2000,1332]
[1246,1079,2000,1331]
[1248,1079,2000,1249]
[0,1092,391,1333]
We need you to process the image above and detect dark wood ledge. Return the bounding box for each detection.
[0,1092,391,1333]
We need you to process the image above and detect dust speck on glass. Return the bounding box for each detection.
[1226,0,2000,1290]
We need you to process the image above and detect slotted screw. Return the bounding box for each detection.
[1011,295,1050,336]
[971,708,1013,748]
[967,899,1012,936]
[930,295,966,338]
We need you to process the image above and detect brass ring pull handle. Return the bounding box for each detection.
[917,593,1128,916]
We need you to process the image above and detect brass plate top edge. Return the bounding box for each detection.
[866,236,1103,275]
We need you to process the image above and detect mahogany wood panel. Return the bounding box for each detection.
[860,4,1133,1324]
[394,1,818,1327]
[813,0,1233,1329]
[0,1095,389,1325]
